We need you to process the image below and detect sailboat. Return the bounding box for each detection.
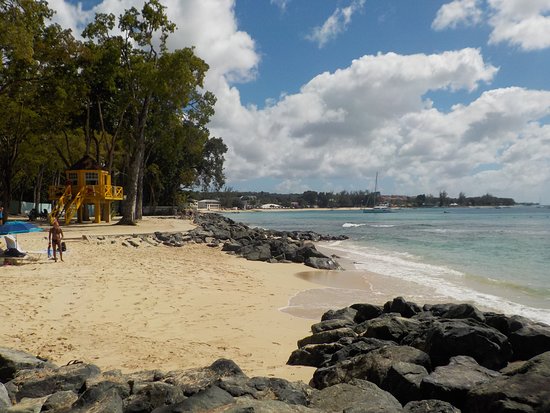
[363,172,392,213]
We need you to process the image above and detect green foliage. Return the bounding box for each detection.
[0,0,226,220]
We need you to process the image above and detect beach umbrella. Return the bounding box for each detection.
[0,220,43,235]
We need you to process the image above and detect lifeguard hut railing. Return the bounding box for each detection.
[49,185,124,201]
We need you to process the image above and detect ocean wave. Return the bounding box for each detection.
[318,241,550,325]
[342,223,367,228]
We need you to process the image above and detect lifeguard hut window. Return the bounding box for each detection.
[85,172,99,185]
[68,172,78,183]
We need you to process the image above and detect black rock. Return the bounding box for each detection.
[508,323,550,361]
[321,307,358,323]
[465,351,550,413]
[384,297,421,318]
[350,303,384,323]
[420,356,499,408]
[287,342,345,367]
[0,347,56,383]
[297,327,358,348]
[406,318,512,369]
[311,345,430,390]
[404,399,461,413]
[124,381,186,413]
[357,314,423,343]
[309,379,403,412]
[6,363,101,402]
[304,256,342,270]
[151,385,234,412]
[71,387,124,412]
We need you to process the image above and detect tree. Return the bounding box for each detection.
[439,190,448,207]
[0,0,71,220]
[82,1,219,224]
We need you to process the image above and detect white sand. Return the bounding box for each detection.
[0,217,316,382]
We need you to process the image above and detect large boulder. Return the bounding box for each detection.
[508,323,550,361]
[239,243,272,261]
[151,385,234,413]
[321,307,358,323]
[406,318,512,369]
[311,318,356,334]
[287,342,345,367]
[384,297,421,318]
[350,303,384,323]
[0,347,56,383]
[160,358,246,396]
[384,361,429,405]
[71,387,124,413]
[329,337,397,365]
[424,303,485,323]
[420,356,499,409]
[310,345,430,390]
[123,381,186,413]
[357,314,423,343]
[404,399,461,413]
[304,256,341,270]
[465,351,550,413]
[309,379,403,412]
[5,363,101,402]
[297,327,358,348]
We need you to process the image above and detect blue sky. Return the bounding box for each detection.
[54,0,550,203]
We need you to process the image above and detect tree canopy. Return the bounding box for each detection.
[0,0,226,223]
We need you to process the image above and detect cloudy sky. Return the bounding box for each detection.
[54,0,550,203]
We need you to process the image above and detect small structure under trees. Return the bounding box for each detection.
[48,156,123,225]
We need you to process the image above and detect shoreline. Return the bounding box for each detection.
[0,217,316,382]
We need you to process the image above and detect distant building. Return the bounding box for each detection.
[196,199,221,211]
[260,203,282,209]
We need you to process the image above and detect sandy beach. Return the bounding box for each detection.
[0,217,318,382]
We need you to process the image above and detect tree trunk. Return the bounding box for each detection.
[118,143,143,225]
[118,95,151,225]
[33,165,45,212]
[136,161,144,220]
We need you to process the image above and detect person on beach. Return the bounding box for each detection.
[48,218,64,262]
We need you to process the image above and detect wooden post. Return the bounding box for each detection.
[105,202,111,223]
[94,202,101,223]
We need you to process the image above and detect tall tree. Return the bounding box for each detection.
[83,0,217,224]
[0,0,66,220]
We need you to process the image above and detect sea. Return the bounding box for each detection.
[223,206,550,324]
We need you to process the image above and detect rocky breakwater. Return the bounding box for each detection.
[155,213,348,270]
[0,348,446,412]
[288,296,550,412]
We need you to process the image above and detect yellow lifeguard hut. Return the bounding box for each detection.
[48,155,123,225]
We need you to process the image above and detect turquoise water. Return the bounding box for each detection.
[225,207,550,324]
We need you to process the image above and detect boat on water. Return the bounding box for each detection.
[362,172,394,213]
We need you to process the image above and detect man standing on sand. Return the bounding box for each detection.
[48,218,64,262]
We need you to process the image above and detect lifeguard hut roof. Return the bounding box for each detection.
[69,155,104,171]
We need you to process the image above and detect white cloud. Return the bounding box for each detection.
[435,0,550,51]
[213,48,500,181]
[432,0,483,30]
[306,0,366,48]
[487,0,550,50]
[48,0,93,34]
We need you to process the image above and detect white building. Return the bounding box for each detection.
[196,199,221,211]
